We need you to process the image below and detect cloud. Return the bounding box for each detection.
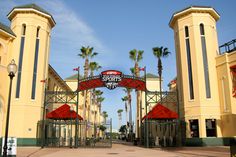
[36,1,115,76]
[0,0,115,77]
[39,1,107,52]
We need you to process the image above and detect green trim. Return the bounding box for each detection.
[185,137,236,146]
[17,138,38,146]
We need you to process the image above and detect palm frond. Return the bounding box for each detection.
[78,53,86,59]
[163,48,171,57]
[117,109,123,113]
[89,62,102,71]
[130,67,135,75]
[129,49,137,61]
[137,50,144,62]
[91,52,98,58]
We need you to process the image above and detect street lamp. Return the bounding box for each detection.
[70,105,73,148]
[3,59,17,157]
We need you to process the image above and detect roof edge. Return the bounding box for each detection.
[0,22,16,38]
[7,6,56,27]
[169,6,220,28]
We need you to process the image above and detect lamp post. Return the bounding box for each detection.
[3,59,17,157]
[70,105,73,148]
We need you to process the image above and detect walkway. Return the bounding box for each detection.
[17,144,230,157]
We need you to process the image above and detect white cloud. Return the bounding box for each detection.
[37,1,114,75]
[39,1,106,52]
[0,0,114,77]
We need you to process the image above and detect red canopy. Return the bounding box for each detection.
[46,104,83,120]
[142,103,178,120]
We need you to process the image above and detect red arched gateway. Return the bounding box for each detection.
[78,70,146,91]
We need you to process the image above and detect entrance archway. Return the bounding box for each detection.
[40,69,180,148]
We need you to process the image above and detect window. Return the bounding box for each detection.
[189,119,199,137]
[185,26,189,37]
[200,23,205,35]
[200,24,211,98]
[36,27,40,38]
[16,24,26,98]
[185,26,194,99]
[205,119,217,137]
[22,24,26,36]
[31,27,40,99]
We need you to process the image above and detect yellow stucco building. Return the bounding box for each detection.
[170,6,236,145]
[0,4,56,146]
[0,4,103,147]
[0,3,236,147]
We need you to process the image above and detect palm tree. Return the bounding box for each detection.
[123,87,133,141]
[129,49,144,138]
[97,96,105,112]
[78,46,98,138]
[78,46,98,120]
[117,109,123,129]
[121,96,129,126]
[97,96,105,125]
[78,46,98,78]
[89,62,102,125]
[94,90,103,124]
[152,46,171,100]
[89,62,102,77]
[102,111,108,124]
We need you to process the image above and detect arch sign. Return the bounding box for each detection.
[78,70,146,91]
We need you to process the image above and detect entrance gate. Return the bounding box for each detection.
[40,69,181,148]
[142,91,181,147]
[37,119,112,147]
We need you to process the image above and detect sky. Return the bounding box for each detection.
[1,0,236,130]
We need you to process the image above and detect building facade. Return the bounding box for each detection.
[0,4,55,145]
[0,4,236,147]
[170,6,236,145]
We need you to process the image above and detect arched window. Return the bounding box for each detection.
[200,23,205,36]
[16,24,26,98]
[22,24,26,36]
[31,26,40,99]
[36,27,40,38]
[185,26,194,100]
[185,26,189,38]
[200,23,211,98]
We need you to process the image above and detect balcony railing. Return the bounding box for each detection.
[219,39,236,55]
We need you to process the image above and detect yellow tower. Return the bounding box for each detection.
[4,4,55,145]
[170,6,222,144]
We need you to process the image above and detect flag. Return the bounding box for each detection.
[73,67,79,71]
[139,67,145,71]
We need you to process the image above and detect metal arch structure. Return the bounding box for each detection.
[42,69,180,148]
[78,75,146,91]
[41,70,147,148]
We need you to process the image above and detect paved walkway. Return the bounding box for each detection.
[17,144,230,157]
